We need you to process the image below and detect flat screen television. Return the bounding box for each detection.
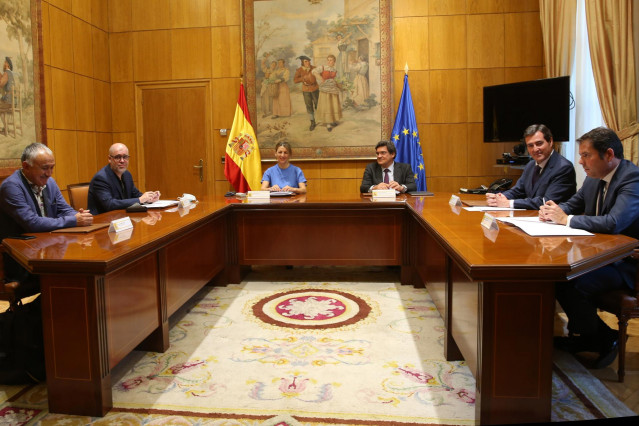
[483,76,570,142]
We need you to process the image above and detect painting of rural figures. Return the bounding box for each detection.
[0,0,38,162]
[246,0,390,159]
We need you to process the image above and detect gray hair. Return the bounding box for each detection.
[21,143,53,165]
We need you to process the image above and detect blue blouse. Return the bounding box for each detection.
[261,164,306,188]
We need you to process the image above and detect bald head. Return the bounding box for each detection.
[108,143,130,177]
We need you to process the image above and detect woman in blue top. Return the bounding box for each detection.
[261,141,307,194]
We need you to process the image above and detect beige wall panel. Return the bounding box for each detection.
[91,0,109,30]
[74,74,95,131]
[214,180,234,197]
[172,28,212,79]
[211,0,240,27]
[393,70,429,123]
[170,0,211,28]
[427,124,468,177]
[468,0,505,14]
[47,0,71,13]
[427,176,469,193]
[320,161,360,179]
[211,78,240,129]
[44,65,53,129]
[49,7,74,71]
[213,132,227,181]
[467,122,508,176]
[72,17,93,77]
[467,14,504,69]
[393,17,428,71]
[96,133,114,164]
[92,28,110,82]
[133,30,172,82]
[72,0,90,22]
[393,0,430,17]
[109,0,132,33]
[51,68,77,130]
[111,83,135,132]
[429,70,467,123]
[76,132,97,183]
[42,2,51,65]
[110,32,134,82]
[52,130,78,188]
[94,80,112,132]
[505,13,543,67]
[212,26,242,78]
[132,0,170,31]
[504,67,544,84]
[504,0,539,13]
[317,178,360,195]
[430,0,466,15]
[300,162,321,180]
[467,68,504,123]
[430,15,467,70]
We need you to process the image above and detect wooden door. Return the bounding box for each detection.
[141,87,209,199]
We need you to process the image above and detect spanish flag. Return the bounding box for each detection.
[224,83,262,192]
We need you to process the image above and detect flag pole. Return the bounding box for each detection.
[404,62,409,74]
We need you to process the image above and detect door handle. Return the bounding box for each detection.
[193,159,203,182]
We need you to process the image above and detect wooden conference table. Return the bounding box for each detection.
[3,193,637,424]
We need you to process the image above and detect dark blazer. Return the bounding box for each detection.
[559,159,639,288]
[88,165,143,214]
[501,151,576,210]
[0,169,77,238]
[360,161,417,193]
[559,159,639,238]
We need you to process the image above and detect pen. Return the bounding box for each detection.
[543,197,546,204]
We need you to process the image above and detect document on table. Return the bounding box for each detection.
[496,216,594,236]
[145,200,179,209]
[462,206,524,211]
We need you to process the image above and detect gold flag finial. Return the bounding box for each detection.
[404,63,409,74]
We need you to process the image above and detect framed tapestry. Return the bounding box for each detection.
[242,0,392,160]
[0,0,45,174]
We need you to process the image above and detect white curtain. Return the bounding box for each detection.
[570,0,605,188]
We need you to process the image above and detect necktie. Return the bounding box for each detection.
[596,179,606,215]
[32,185,46,217]
[532,165,542,186]
[383,168,390,184]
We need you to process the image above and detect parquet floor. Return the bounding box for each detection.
[591,313,639,415]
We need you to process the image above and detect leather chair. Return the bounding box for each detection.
[67,182,90,210]
[0,245,20,312]
[597,249,639,382]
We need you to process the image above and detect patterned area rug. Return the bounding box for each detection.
[1,268,636,425]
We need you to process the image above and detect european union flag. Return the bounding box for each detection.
[392,74,426,191]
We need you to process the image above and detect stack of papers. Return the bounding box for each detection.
[496,217,593,236]
[145,200,179,209]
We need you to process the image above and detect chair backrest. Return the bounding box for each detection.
[67,183,90,210]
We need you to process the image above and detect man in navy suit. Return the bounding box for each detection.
[88,143,160,214]
[486,124,576,209]
[360,140,417,193]
[540,127,639,369]
[0,143,93,288]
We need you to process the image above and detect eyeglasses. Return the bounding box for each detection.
[110,155,130,161]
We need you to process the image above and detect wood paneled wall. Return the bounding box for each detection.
[41,0,542,198]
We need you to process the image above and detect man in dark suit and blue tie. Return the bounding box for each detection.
[540,127,639,369]
[486,124,576,209]
[360,140,417,193]
[88,143,161,214]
